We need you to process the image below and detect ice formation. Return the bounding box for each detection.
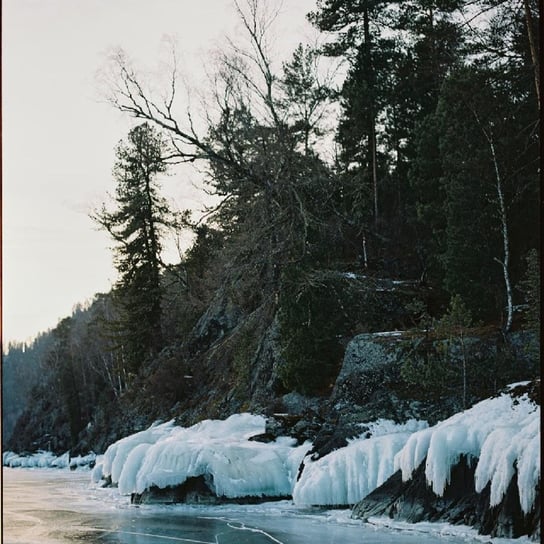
[2,450,97,469]
[395,388,540,513]
[96,413,312,498]
[5,382,539,517]
[293,419,428,505]
[95,414,431,505]
[101,419,176,484]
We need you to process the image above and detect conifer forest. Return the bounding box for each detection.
[4,0,539,464]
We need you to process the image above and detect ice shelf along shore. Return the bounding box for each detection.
[93,413,312,499]
[89,385,539,510]
[3,450,98,470]
[4,383,539,516]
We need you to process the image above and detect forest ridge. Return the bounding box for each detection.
[3,0,539,455]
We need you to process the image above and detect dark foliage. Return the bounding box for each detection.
[4,0,539,457]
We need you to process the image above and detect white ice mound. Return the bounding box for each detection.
[395,388,540,513]
[3,450,97,470]
[101,419,176,484]
[293,419,428,506]
[99,413,311,499]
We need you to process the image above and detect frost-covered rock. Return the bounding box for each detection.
[96,413,312,502]
[293,419,428,506]
[2,450,96,470]
[353,382,541,540]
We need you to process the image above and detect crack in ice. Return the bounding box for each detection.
[200,516,285,544]
[88,528,215,543]
[225,521,285,543]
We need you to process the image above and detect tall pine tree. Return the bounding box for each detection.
[93,123,174,372]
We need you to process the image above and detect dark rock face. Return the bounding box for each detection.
[188,294,243,356]
[329,331,540,431]
[305,420,362,461]
[131,475,290,506]
[249,412,323,446]
[329,333,459,427]
[132,476,217,505]
[352,456,541,540]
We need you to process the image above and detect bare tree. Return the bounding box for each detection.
[99,0,338,302]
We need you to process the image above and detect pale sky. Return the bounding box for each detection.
[2,0,318,346]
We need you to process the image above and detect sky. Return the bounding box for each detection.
[2,0,318,346]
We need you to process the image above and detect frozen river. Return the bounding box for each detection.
[2,468,506,543]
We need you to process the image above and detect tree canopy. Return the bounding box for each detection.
[5,0,539,454]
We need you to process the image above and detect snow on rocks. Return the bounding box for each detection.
[95,413,312,499]
[2,449,97,470]
[293,419,428,506]
[394,388,540,513]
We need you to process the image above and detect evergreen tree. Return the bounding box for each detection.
[310,0,393,231]
[46,317,84,450]
[93,123,174,372]
[517,248,540,333]
[428,61,538,323]
[309,0,466,271]
[279,43,335,155]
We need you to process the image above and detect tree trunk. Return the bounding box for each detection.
[473,114,513,334]
[488,136,513,333]
[523,0,540,109]
[363,7,378,230]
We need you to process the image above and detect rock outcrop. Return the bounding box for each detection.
[352,456,541,540]
[131,476,291,505]
[329,332,463,426]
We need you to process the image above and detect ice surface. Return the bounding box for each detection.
[8,468,521,544]
[395,391,540,513]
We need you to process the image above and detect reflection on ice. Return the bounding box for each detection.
[3,468,529,544]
